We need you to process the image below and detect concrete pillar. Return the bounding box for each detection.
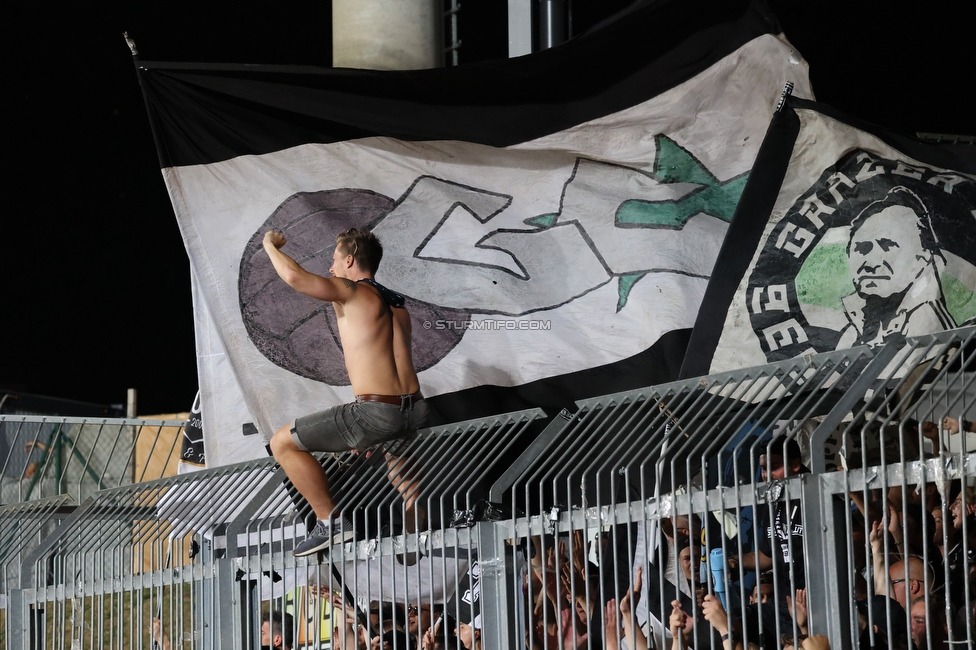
[333,0,441,70]
[508,0,532,57]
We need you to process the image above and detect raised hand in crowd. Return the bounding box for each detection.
[784,590,808,640]
[605,599,621,650]
[559,607,588,650]
[560,531,592,632]
[869,519,889,597]
[702,593,752,650]
[940,416,975,435]
[420,617,442,650]
[700,594,730,640]
[801,634,831,650]
[792,589,808,636]
[669,600,694,650]
[884,502,909,558]
[544,545,567,615]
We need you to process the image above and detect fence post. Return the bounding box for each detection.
[801,473,853,650]
[476,521,514,650]
[6,588,27,650]
[216,553,242,650]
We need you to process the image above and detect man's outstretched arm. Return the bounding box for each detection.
[263,231,350,302]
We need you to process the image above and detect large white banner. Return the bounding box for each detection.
[164,35,812,466]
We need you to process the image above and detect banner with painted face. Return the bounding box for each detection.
[137,0,812,466]
[682,96,976,377]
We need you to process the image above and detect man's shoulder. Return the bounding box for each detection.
[355,278,406,309]
[323,277,359,306]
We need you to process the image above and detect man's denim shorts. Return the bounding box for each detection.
[290,399,429,453]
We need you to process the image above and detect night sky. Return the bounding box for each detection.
[3,1,970,415]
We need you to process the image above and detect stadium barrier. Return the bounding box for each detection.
[0,415,187,507]
[1,328,975,650]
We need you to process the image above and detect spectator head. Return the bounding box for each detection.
[857,596,912,650]
[908,597,947,650]
[760,438,805,481]
[950,485,976,531]
[261,610,294,650]
[455,617,481,650]
[901,502,937,558]
[334,228,383,275]
[368,601,405,633]
[675,535,694,580]
[751,571,774,605]
[407,603,439,636]
[667,514,701,542]
[909,599,927,647]
[780,632,808,650]
[930,503,944,548]
[889,556,932,609]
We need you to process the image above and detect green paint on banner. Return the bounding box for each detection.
[617,175,748,227]
[524,213,558,229]
[617,273,647,312]
[795,244,851,308]
[942,273,976,325]
[654,135,716,187]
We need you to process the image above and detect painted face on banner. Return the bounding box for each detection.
[745,149,976,362]
[848,206,930,299]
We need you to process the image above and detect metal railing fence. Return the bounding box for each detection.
[487,328,976,650]
[2,329,976,650]
[0,416,187,507]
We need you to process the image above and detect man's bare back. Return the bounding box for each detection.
[332,278,419,397]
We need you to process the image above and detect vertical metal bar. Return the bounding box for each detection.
[8,588,27,650]
[443,0,460,66]
[476,520,510,650]
[217,554,240,650]
[802,473,850,647]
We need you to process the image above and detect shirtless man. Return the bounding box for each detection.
[263,227,428,556]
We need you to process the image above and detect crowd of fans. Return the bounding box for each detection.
[325,591,476,650]
[239,415,974,650]
[504,417,976,650]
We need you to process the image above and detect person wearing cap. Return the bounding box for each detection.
[750,571,774,605]
[455,617,480,650]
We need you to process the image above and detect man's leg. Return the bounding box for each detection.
[386,451,425,533]
[270,423,336,520]
[386,402,430,535]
